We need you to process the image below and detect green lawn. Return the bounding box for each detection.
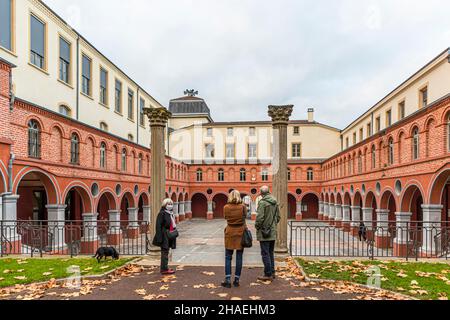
[0,257,134,288]
[297,258,450,300]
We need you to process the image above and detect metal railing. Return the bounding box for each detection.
[289,220,450,261]
[0,220,150,258]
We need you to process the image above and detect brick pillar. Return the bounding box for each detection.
[46,205,67,254]
[142,205,151,232]
[342,205,351,232]
[81,213,99,254]
[318,201,324,220]
[179,201,185,222]
[295,201,302,221]
[2,193,21,254]
[107,210,122,245]
[393,212,412,257]
[185,201,192,219]
[351,206,361,236]
[127,207,139,239]
[375,209,390,249]
[207,201,214,220]
[335,204,343,228]
[323,202,329,220]
[422,204,444,255]
[329,204,336,225]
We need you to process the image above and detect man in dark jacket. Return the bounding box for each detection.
[255,186,281,282]
[153,199,177,275]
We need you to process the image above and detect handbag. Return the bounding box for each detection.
[167,229,179,240]
[241,228,253,248]
[261,205,278,239]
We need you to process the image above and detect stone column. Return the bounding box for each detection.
[127,207,139,239]
[295,201,302,221]
[335,204,343,228]
[393,212,412,257]
[46,204,67,254]
[143,205,151,232]
[329,204,336,225]
[185,201,192,219]
[81,213,99,254]
[342,205,351,231]
[362,207,374,239]
[269,105,293,254]
[179,201,185,222]
[351,206,361,237]
[375,209,390,249]
[107,210,122,245]
[318,201,324,220]
[145,107,171,252]
[323,202,329,220]
[173,202,180,223]
[250,200,257,221]
[207,200,214,220]
[422,204,444,255]
[1,193,21,254]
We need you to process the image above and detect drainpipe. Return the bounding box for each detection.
[8,153,15,193]
[136,87,140,144]
[76,36,80,120]
[9,71,15,112]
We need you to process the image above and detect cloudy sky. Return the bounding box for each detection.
[44,0,450,129]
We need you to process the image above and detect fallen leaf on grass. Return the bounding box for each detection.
[14,276,27,280]
[100,266,110,270]
[3,270,11,274]
[42,272,52,276]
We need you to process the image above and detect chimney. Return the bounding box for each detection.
[307,108,315,123]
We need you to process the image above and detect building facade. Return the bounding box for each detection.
[1,0,450,256]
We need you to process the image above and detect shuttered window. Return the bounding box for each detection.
[30,15,45,69]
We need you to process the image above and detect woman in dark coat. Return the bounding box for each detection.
[222,190,247,288]
[152,199,178,275]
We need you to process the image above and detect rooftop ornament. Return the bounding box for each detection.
[184,89,199,97]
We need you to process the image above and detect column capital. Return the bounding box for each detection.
[351,206,361,210]
[108,209,121,214]
[46,204,67,210]
[342,204,350,209]
[395,212,413,217]
[362,207,373,212]
[268,105,294,125]
[142,205,151,210]
[144,107,171,127]
[1,194,20,202]
[376,209,390,214]
[421,204,444,211]
[82,213,98,218]
[335,204,342,208]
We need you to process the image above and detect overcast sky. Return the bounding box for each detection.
[44,0,450,129]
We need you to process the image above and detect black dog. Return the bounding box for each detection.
[93,247,119,262]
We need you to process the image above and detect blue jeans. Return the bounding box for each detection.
[225,249,244,280]
[260,241,275,277]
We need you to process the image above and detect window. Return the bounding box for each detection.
[375,117,381,133]
[138,154,143,174]
[206,128,213,137]
[100,143,106,169]
[371,145,376,169]
[358,154,362,173]
[348,158,352,175]
[386,109,392,127]
[121,149,127,171]
[218,169,224,182]
[59,105,71,117]
[226,143,235,159]
[413,128,420,160]
[388,138,394,165]
[59,37,70,84]
[127,89,134,120]
[261,169,269,181]
[293,126,300,135]
[292,143,301,158]
[139,98,145,126]
[307,168,314,181]
[81,54,91,96]
[128,134,134,142]
[420,87,428,108]
[398,101,405,120]
[359,128,364,142]
[100,122,108,132]
[345,138,349,149]
[248,144,257,158]
[30,14,45,69]
[196,169,203,182]
[353,132,357,145]
[70,134,79,164]
[115,80,122,113]
[0,0,13,51]
[287,168,291,181]
[249,127,256,136]
[227,128,233,137]
[367,123,372,137]
[205,144,215,159]
[240,169,246,182]
[28,120,41,158]
[100,68,108,105]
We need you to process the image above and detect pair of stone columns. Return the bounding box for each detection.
[207,200,214,220]
[295,201,303,221]
[318,201,324,220]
